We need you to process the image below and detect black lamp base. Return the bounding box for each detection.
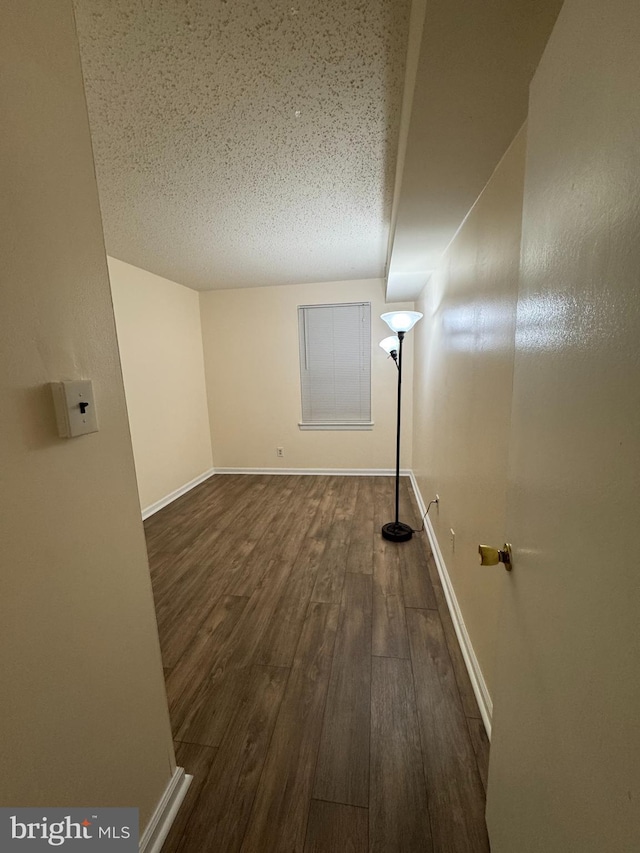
[381,521,413,542]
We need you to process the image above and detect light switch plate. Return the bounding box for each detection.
[51,380,98,438]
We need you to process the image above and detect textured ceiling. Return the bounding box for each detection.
[73,0,410,291]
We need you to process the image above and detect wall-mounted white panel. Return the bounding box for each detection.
[51,379,98,437]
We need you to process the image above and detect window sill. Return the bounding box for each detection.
[298,422,374,431]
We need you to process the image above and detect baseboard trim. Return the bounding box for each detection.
[141,469,215,520]
[139,766,193,853]
[408,471,493,739]
[214,467,412,477]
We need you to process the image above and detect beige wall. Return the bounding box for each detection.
[412,126,527,702]
[486,0,640,848]
[109,258,213,511]
[0,0,174,825]
[200,280,414,470]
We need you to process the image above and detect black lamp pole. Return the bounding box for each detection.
[382,330,413,542]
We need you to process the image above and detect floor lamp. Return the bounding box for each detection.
[379,310,423,542]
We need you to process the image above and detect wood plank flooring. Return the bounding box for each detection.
[145,474,490,852]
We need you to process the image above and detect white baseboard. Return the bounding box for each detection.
[141,469,215,520]
[139,766,193,853]
[408,472,493,739]
[214,467,412,477]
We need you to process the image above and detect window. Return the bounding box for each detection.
[297,302,372,430]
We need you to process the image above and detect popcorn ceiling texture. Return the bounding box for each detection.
[73,0,410,291]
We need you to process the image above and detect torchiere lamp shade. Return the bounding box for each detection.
[379,335,400,355]
[380,311,423,334]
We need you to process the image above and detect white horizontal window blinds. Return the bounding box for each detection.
[298,302,371,425]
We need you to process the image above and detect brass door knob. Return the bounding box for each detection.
[478,543,513,571]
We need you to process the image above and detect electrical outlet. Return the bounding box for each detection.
[276,447,284,458]
[450,528,455,552]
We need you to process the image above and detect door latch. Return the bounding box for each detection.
[478,543,513,571]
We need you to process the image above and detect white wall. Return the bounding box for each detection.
[412,127,527,705]
[199,279,415,471]
[0,0,174,825]
[109,258,213,511]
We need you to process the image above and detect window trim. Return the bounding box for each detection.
[298,421,374,431]
[297,301,372,430]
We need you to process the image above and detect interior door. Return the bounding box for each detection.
[485,1,640,851]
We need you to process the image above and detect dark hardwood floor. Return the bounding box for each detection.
[144,474,490,852]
